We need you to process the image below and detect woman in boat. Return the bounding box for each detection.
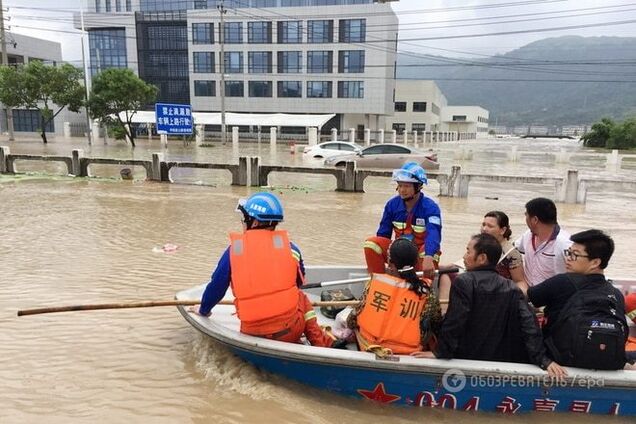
[346,238,441,355]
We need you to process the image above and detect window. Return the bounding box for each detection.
[307,51,332,73]
[248,52,272,73]
[362,144,410,155]
[412,123,426,132]
[225,81,244,97]
[193,52,214,73]
[278,21,302,43]
[194,0,207,9]
[339,19,365,42]
[307,81,332,98]
[194,80,215,96]
[248,22,272,43]
[115,0,121,12]
[88,28,127,76]
[337,81,363,98]
[392,123,406,133]
[277,51,302,73]
[224,22,243,43]
[126,0,131,11]
[96,0,101,12]
[192,23,213,44]
[13,109,54,132]
[413,102,426,112]
[338,50,364,73]
[452,115,467,122]
[432,103,440,115]
[277,81,302,98]
[308,20,333,43]
[105,0,111,12]
[249,81,273,97]
[223,51,243,73]
[394,102,406,112]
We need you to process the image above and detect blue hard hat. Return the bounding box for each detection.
[237,192,284,222]
[391,162,428,185]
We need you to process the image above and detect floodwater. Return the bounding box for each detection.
[1,135,636,423]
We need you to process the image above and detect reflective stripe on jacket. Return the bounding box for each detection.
[357,273,426,354]
[392,213,427,250]
[229,229,299,325]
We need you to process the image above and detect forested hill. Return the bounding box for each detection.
[396,36,636,126]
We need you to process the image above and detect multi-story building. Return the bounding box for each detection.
[76,0,399,134]
[385,80,447,134]
[441,106,489,138]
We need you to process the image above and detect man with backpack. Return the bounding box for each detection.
[527,229,628,370]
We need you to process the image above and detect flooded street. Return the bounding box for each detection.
[1,136,636,423]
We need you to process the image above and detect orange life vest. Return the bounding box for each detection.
[357,273,427,354]
[229,229,299,334]
[627,337,636,352]
[392,212,426,250]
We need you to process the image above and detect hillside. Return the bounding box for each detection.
[396,36,636,126]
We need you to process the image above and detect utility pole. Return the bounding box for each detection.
[218,0,227,145]
[0,0,14,141]
[80,0,93,145]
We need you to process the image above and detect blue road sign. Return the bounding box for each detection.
[155,103,193,135]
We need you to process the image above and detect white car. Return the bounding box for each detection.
[303,141,363,159]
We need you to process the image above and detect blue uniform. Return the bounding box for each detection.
[199,242,304,316]
[376,194,442,256]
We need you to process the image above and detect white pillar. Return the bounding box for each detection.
[412,130,418,146]
[331,127,338,141]
[147,123,152,140]
[379,129,385,144]
[608,149,619,165]
[349,128,355,143]
[232,126,239,156]
[403,131,408,145]
[63,122,71,138]
[195,124,204,145]
[308,127,318,146]
[160,134,168,148]
[391,129,397,144]
[364,128,371,146]
[92,120,100,140]
[270,127,277,147]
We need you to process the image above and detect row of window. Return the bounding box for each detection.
[394,102,427,113]
[134,0,375,12]
[478,116,489,123]
[12,109,55,132]
[96,0,132,12]
[192,19,365,44]
[192,50,364,74]
[193,80,364,98]
[391,123,427,132]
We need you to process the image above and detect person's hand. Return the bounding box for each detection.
[421,256,435,278]
[188,305,210,317]
[410,351,436,358]
[546,361,567,379]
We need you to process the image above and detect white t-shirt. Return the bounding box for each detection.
[515,226,572,287]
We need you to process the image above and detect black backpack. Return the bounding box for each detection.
[545,274,627,370]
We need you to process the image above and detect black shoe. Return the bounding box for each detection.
[331,338,348,349]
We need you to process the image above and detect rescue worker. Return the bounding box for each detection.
[364,162,442,278]
[347,238,440,355]
[191,192,339,348]
[626,293,636,364]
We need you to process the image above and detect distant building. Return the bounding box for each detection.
[75,0,400,137]
[0,33,85,135]
[441,106,489,138]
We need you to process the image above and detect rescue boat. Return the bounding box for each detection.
[175,265,636,416]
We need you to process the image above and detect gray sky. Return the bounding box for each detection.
[7,0,636,63]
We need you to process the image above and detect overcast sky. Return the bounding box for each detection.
[6,0,636,63]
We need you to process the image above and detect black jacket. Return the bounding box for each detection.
[435,266,551,368]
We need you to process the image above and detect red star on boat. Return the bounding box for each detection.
[357,382,401,404]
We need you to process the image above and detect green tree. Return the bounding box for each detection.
[0,61,84,143]
[582,118,614,148]
[88,68,157,148]
[607,117,636,150]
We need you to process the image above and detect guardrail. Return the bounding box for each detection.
[2,146,632,204]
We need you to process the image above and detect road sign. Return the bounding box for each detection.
[155,103,193,135]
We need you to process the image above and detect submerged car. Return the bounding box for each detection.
[303,141,363,159]
[324,144,439,170]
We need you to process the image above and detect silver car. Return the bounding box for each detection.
[324,144,439,170]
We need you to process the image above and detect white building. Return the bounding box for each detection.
[76,0,399,137]
[0,33,85,135]
[441,106,489,138]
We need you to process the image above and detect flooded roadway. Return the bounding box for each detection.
[1,136,635,423]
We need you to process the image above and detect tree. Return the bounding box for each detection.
[607,117,636,150]
[88,68,158,148]
[0,66,24,141]
[20,61,85,144]
[581,118,614,148]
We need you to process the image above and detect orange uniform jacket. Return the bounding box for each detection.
[229,229,300,335]
[357,273,427,354]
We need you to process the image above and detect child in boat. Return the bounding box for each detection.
[346,237,442,356]
[190,192,343,349]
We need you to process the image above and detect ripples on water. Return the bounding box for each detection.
[2,137,636,423]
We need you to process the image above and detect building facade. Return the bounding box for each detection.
[76,0,399,134]
[441,106,489,137]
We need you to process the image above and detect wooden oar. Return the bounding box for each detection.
[16,299,362,317]
[301,267,460,290]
